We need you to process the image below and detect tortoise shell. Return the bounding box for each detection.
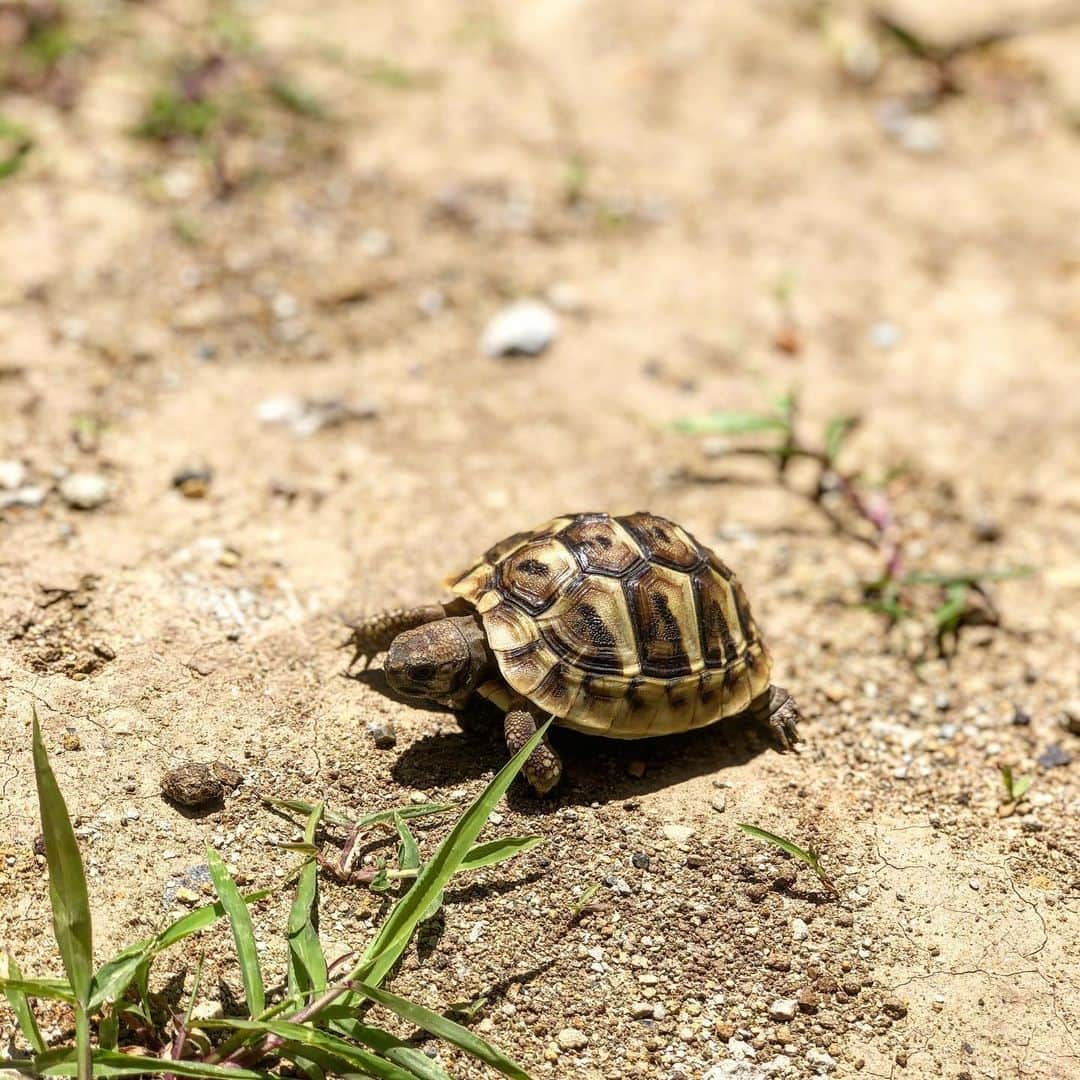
[447,511,773,738]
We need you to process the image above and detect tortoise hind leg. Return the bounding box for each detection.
[343,603,448,670]
[504,706,562,796]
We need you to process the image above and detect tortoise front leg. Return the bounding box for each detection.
[344,603,448,669]
[504,706,562,796]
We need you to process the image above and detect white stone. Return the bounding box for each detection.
[59,472,110,510]
[556,1027,588,1050]
[662,823,694,844]
[791,917,810,942]
[0,460,27,489]
[768,998,798,1021]
[481,301,558,357]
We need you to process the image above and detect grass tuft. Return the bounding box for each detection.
[737,823,839,896]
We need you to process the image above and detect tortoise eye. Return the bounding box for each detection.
[411,662,436,681]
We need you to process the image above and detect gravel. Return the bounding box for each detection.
[555,1027,588,1051]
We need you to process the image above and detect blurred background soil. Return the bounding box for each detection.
[1,1,1078,1077]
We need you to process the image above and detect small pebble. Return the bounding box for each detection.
[768,999,797,1021]
[0,485,46,509]
[662,823,694,844]
[59,472,110,510]
[161,763,226,809]
[1011,706,1031,727]
[367,719,397,749]
[869,321,901,350]
[630,1001,655,1019]
[882,997,908,1020]
[1037,744,1072,769]
[556,1027,588,1051]
[173,466,213,499]
[0,460,27,489]
[631,851,650,870]
[481,301,558,358]
[792,917,809,942]
[1062,703,1080,736]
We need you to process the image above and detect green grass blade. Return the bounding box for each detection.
[197,1020,416,1080]
[315,1014,454,1080]
[394,814,421,873]
[31,1047,277,1078]
[737,824,815,867]
[355,983,531,1080]
[89,886,275,1010]
[1,954,47,1052]
[356,719,552,986]
[0,976,76,1003]
[206,846,266,1017]
[288,804,328,998]
[31,709,94,1007]
[670,411,789,436]
[460,836,542,871]
[264,797,453,830]
[902,566,1035,587]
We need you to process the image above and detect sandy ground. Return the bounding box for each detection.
[1,2,1079,1078]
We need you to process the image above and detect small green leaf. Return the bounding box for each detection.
[356,982,532,1080]
[206,846,265,1017]
[1012,776,1031,800]
[287,803,328,1000]
[570,882,601,918]
[459,835,542,871]
[1,955,47,1053]
[670,411,790,436]
[824,415,859,465]
[31,709,93,1007]
[394,814,421,874]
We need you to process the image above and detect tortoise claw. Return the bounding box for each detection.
[765,686,802,751]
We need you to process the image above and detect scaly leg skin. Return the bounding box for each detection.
[504,709,562,796]
[765,685,801,751]
[343,603,446,670]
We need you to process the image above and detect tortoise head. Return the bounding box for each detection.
[384,616,489,707]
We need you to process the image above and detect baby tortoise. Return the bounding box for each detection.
[347,511,800,794]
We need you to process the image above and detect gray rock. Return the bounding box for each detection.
[481,301,558,358]
[1037,744,1072,768]
[791,917,810,942]
[367,719,397,749]
[59,472,111,510]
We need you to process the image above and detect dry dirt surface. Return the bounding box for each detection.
[2,2,1079,1078]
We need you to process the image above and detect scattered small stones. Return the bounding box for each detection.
[1037,744,1073,769]
[556,1027,588,1051]
[768,998,797,1021]
[160,761,241,808]
[173,465,213,499]
[59,472,110,510]
[367,719,397,749]
[481,300,558,358]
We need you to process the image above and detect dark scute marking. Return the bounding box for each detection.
[731,581,757,646]
[693,568,738,669]
[618,512,701,571]
[516,558,550,577]
[536,661,573,708]
[502,639,542,660]
[626,678,647,711]
[574,602,618,651]
[630,576,693,677]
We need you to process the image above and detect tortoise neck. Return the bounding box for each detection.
[445,615,494,706]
